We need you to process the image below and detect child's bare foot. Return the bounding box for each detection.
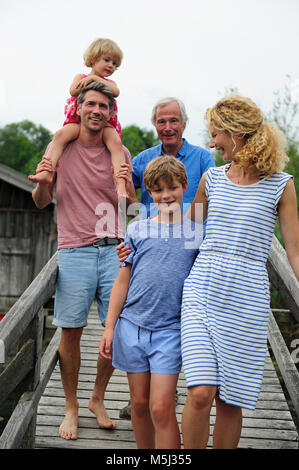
[28,170,53,184]
[117,189,129,198]
[115,176,128,199]
[116,185,129,199]
[59,408,79,440]
[118,195,127,234]
[88,397,116,429]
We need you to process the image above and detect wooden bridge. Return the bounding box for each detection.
[0,236,298,449]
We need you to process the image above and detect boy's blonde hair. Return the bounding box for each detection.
[83,38,123,68]
[144,155,187,192]
[205,94,288,175]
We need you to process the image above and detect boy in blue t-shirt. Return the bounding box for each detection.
[100,155,203,449]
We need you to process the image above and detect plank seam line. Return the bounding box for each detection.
[0,339,5,363]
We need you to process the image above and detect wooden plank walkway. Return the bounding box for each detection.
[35,307,298,449]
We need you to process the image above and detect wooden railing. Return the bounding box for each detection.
[267,236,299,423]
[0,252,58,449]
[0,235,298,448]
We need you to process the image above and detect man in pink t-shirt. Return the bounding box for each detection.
[32,82,137,440]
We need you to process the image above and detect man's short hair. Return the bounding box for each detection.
[151,97,189,126]
[77,82,115,113]
[143,155,187,192]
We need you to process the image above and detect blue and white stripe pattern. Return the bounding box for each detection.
[181,165,292,409]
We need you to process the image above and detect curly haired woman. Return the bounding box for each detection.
[181,95,299,449]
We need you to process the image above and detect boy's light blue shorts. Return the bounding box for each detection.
[53,244,120,328]
[112,317,182,374]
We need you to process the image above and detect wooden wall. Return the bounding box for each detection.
[0,179,57,314]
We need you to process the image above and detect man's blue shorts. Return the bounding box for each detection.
[112,317,182,374]
[53,244,120,328]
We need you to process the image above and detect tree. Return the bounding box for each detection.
[0,121,160,177]
[267,75,299,148]
[203,79,299,182]
[0,120,52,175]
[266,75,299,205]
[121,125,159,158]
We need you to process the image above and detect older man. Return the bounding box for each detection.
[132,97,215,217]
[32,82,136,439]
[118,97,215,419]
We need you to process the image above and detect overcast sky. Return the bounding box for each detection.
[1,0,299,147]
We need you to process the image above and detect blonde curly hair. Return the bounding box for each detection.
[205,95,289,175]
[83,38,123,68]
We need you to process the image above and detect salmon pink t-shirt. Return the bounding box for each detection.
[55,140,132,248]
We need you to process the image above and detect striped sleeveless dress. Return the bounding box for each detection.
[181,164,292,410]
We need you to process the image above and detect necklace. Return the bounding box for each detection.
[225,163,260,185]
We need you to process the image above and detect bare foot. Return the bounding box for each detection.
[116,180,129,199]
[59,408,79,440]
[117,188,129,198]
[88,397,116,429]
[28,170,53,184]
[117,190,129,198]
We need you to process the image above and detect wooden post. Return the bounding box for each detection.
[268,309,299,423]
[268,236,299,322]
[0,253,58,448]
[20,307,44,448]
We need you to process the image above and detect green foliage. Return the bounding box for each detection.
[266,75,299,208]
[267,75,299,148]
[203,79,299,190]
[285,143,299,203]
[0,120,53,175]
[121,125,159,158]
[0,121,160,176]
[212,150,224,167]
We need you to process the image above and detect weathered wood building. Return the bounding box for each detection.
[0,163,57,315]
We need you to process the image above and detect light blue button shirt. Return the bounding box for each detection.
[132,138,215,217]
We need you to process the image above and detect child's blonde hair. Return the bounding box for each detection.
[205,94,289,175]
[83,38,123,68]
[144,155,187,192]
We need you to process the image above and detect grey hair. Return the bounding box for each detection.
[77,81,115,113]
[151,97,189,126]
